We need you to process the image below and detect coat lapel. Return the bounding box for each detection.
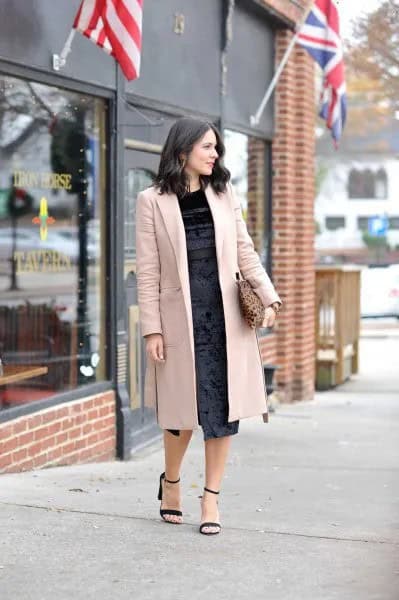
[155,191,194,351]
[155,189,190,290]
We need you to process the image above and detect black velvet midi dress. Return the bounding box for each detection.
[167,188,239,441]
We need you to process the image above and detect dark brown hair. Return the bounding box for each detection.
[154,117,230,197]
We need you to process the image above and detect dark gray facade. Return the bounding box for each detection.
[0,0,287,458]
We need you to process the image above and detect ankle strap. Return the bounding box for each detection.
[163,472,180,484]
[204,486,219,495]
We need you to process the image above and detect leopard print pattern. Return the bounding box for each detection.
[237,280,265,328]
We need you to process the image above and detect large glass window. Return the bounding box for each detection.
[0,75,107,410]
[223,129,271,271]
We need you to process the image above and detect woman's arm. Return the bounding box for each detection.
[230,182,282,308]
[135,191,163,337]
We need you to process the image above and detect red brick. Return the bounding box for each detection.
[17,431,35,447]
[47,422,62,436]
[55,432,68,444]
[34,427,50,441]
[0,438,17,455]
[88,433,99,445]
[13,420,27,434]
[27,415,43,430]
[28,442,42,456]
[0,424,14,441]
[68,427,82,440]
[61,441,76,455]
[82,423,93,435]
[0,452,13,469]
[55,407,69,419]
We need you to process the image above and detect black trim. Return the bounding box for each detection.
[223,119,274,141]
[124,92,219,123]
[0,59,115,98]
[107,94,118,391]
[0,381,113,424]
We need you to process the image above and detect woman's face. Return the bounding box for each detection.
[183,128,219,178]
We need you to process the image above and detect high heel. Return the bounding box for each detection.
[158,472,183,524]
[199,487,221,535]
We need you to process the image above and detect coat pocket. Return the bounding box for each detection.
[159,287,184,346]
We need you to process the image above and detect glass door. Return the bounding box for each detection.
[124,147,160,435]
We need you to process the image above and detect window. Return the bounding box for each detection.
[375,169,388,199]
[325,216,345,231]
[0,75,107,410]
[348,167,388,199]
[223,129,271,271]
[357,217,370,231]
[389,217,399,230]
[125,168,155,259]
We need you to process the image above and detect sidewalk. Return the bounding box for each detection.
[1,329,398,600]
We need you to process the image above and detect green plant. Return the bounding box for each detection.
[362,232,388,249]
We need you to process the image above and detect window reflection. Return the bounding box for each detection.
[224,129,270,270]
[223,129,248,219]
[125,168,155,259]
[0,75,106,409]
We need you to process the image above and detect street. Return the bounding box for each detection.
[1,322,398,600]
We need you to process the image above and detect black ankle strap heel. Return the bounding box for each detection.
[199,487,221,535]
[204,487,219,496]
[158,472,183,523]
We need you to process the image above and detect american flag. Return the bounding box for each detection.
[73,0,143,80]
[297,0,346,144]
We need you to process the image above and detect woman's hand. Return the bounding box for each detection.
[145,333,165,363]
[261,303,280,328]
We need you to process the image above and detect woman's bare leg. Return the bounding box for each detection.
[201,435,232,533]
[161,429,193,523]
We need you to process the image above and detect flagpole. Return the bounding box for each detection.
[250,1,314,126]
[52,29,77,72]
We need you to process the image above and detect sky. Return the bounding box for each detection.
[336,0,385,40]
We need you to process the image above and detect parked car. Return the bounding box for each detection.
[361,264,399,319]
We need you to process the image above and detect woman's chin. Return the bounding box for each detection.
[202,167,214,176]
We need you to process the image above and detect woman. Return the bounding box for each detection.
[135,117,281,536]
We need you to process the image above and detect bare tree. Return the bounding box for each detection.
[346,1,399,110]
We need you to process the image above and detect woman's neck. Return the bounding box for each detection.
[186,171,201,192]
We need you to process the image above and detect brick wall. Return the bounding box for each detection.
[271,29,316,402]
[262,0,309,24]
[244,2,315,402]
[0,390,116,474]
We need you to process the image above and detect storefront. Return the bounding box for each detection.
[1,0,314,473]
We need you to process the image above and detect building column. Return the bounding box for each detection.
[272,29,316,402]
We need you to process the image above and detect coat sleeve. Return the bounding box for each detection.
[135,191,163,337]
[230,182,282,308]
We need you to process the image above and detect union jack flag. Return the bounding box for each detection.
[297,0,346,145]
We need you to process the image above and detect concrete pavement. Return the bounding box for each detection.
[1,325,398,600]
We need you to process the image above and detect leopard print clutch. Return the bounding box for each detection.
[236,273,265,329]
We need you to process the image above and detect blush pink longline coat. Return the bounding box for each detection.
[135,182,282,431]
